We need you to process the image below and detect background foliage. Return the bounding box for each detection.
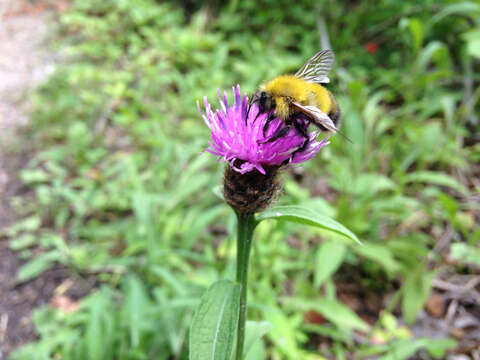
[5,0,480,359]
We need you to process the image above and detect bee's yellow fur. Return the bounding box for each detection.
[262,75,335,120]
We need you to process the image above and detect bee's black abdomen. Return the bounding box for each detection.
[329,106,341,128]
[328,95,341,128]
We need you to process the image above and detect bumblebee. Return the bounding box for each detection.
[250,50,344,149]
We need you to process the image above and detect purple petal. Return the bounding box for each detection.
[199,86,328,173]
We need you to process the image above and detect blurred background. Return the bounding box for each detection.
[0,0,479,359]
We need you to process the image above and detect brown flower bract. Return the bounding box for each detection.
[223,162,281,214]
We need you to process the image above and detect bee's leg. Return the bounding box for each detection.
[258,124,291,144]
[293,118,310,152]
[262,111,276,136]
[286,116,310,162]
[254,104,267,122]
[246,97,258,124]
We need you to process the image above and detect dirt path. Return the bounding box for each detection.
[0,1,55,357]
[0,0,53,227]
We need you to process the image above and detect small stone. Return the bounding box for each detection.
[449,327,464,340]
[425,293,445,318]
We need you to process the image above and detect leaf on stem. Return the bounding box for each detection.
[256,205,360,244]
[189,280,241,360]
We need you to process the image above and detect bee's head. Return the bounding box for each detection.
[252,90,275,114]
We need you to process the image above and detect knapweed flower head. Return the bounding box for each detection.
[198,85,329,214]
[198,85,329,175]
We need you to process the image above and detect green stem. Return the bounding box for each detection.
[235,211,256,360]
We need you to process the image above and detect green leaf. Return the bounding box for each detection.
[263,307,302,358]
[402,266,435,324]
[377,338,457,360]
[16,251,60,283]
[122,275,151,348]
[86,291,109,360]
[244,339,266,360]
[450,243,480,267]
[404,171,468,195]
[422,338,457,358]
[243,321,271,359]
[189,280,241,360]
[415,41,450,72]
[314,241,346,288]
[151,266,188,296]
[312,298,369,332]
[9,233,37,251]
[462,30,480,58]
[399,18,424,53]
[282,297,369,332]
[431,2,480,24]
[408,18,424,53]
[256,206,360,244]
[353,243,400,273]
[467,39,480,58]
[3,216,41,237]
[20,169,50,184]
[350,173,397,197]
[298,197,336,218]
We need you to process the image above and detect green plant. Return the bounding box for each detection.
[6,0,478,359]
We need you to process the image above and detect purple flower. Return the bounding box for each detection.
[198,85,329,174]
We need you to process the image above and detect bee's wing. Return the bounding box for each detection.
[294,50,335,84]
[291,102,338,133]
